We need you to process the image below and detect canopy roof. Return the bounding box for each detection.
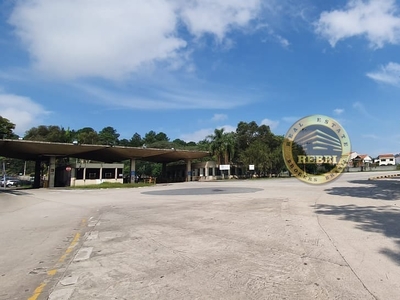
[0,139,209,163]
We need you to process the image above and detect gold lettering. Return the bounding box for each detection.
[298,155,306,164]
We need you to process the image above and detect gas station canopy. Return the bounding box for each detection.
[0,139,210,163]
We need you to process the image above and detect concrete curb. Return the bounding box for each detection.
[368,173,400,180]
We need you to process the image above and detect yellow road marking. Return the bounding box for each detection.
[27,282,46,300]
[47,269,57,276]
[27,219,86,300]
[58,232,81,263]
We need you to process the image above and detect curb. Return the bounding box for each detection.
[368,173,400,180]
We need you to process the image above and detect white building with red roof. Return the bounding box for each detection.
[375,154,395,166]
[353,154,373,167]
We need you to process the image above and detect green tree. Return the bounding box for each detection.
[235,121,286,176]
[208,128,235,165]
[172,138,186,146]
[143,130,157,145]
[0,116,18,139]
[239,140,269,176]
[142,131,172,149]
[155,132,169,142]
[98,126,120,145]
[130,133,143,147]
[118,139,130,146]
[235,121,259,153]
[76,127,99,144]
[24,125,67,142]
[136,161,162,177]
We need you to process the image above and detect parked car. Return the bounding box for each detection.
[0,178,19,187]
[6,179,19,187]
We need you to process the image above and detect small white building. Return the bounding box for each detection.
[375,154,396,166]
[70,162,124,186]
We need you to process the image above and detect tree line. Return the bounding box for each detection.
[0,116,287,178]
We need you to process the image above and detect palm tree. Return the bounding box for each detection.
[223,132,235,164]
[208,128,236,165]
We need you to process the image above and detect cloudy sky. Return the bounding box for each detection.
[1,0,400,156]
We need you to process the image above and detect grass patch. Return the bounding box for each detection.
[72,182,155,189]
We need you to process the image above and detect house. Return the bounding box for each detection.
[375,154,396,166]
[348,151,359,167]
[353,154,373,167]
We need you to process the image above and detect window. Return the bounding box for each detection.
[102,168,116,179]
[86,168,100,179]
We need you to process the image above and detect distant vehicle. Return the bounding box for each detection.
[0,178,19,187]
[6,179,19,187]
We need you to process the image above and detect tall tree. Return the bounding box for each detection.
[239,140,269,176]
[98,126,120,145]
[208,128,235,165]
[155,132,169,142]
[143,130,157,145]
[130,133,143,147]
[0,116,18,139]
[24,125,67,142]
[118,139,130,146]
[172,138,186,149]
[76,127,99,144]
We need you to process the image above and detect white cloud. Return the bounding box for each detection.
[333,108,344,115]
[221,125,236,133]
[366,62,400,85]
[9,0,262,80]
[0,93,49,135]
[315,0,400,48]
[76,82,252,110]
[180,124,235,142]
[257,23,290,48]
[261,118,279,129]
[180,128,213,142]
[211,113,228,122]
[179,0,262,41]
[9,0,185,80]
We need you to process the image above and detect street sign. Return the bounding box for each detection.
[66,166,72,171]
[219,164,230,170]
[249,165,255,170]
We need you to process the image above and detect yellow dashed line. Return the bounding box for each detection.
[27,282,46,300]
[58,232,81,263]
[27,219,86,300]
[47,269,57,276]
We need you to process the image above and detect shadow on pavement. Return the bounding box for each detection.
[321,179,400,264]
[0,189,31,196]
[324,179,400,201]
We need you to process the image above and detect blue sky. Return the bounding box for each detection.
[0,0,399,157]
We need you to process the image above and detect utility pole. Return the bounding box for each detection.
[2,160,6,190]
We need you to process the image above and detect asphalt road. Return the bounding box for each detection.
[1,171,400,300]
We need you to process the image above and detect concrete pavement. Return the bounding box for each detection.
[1,171,399,299]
